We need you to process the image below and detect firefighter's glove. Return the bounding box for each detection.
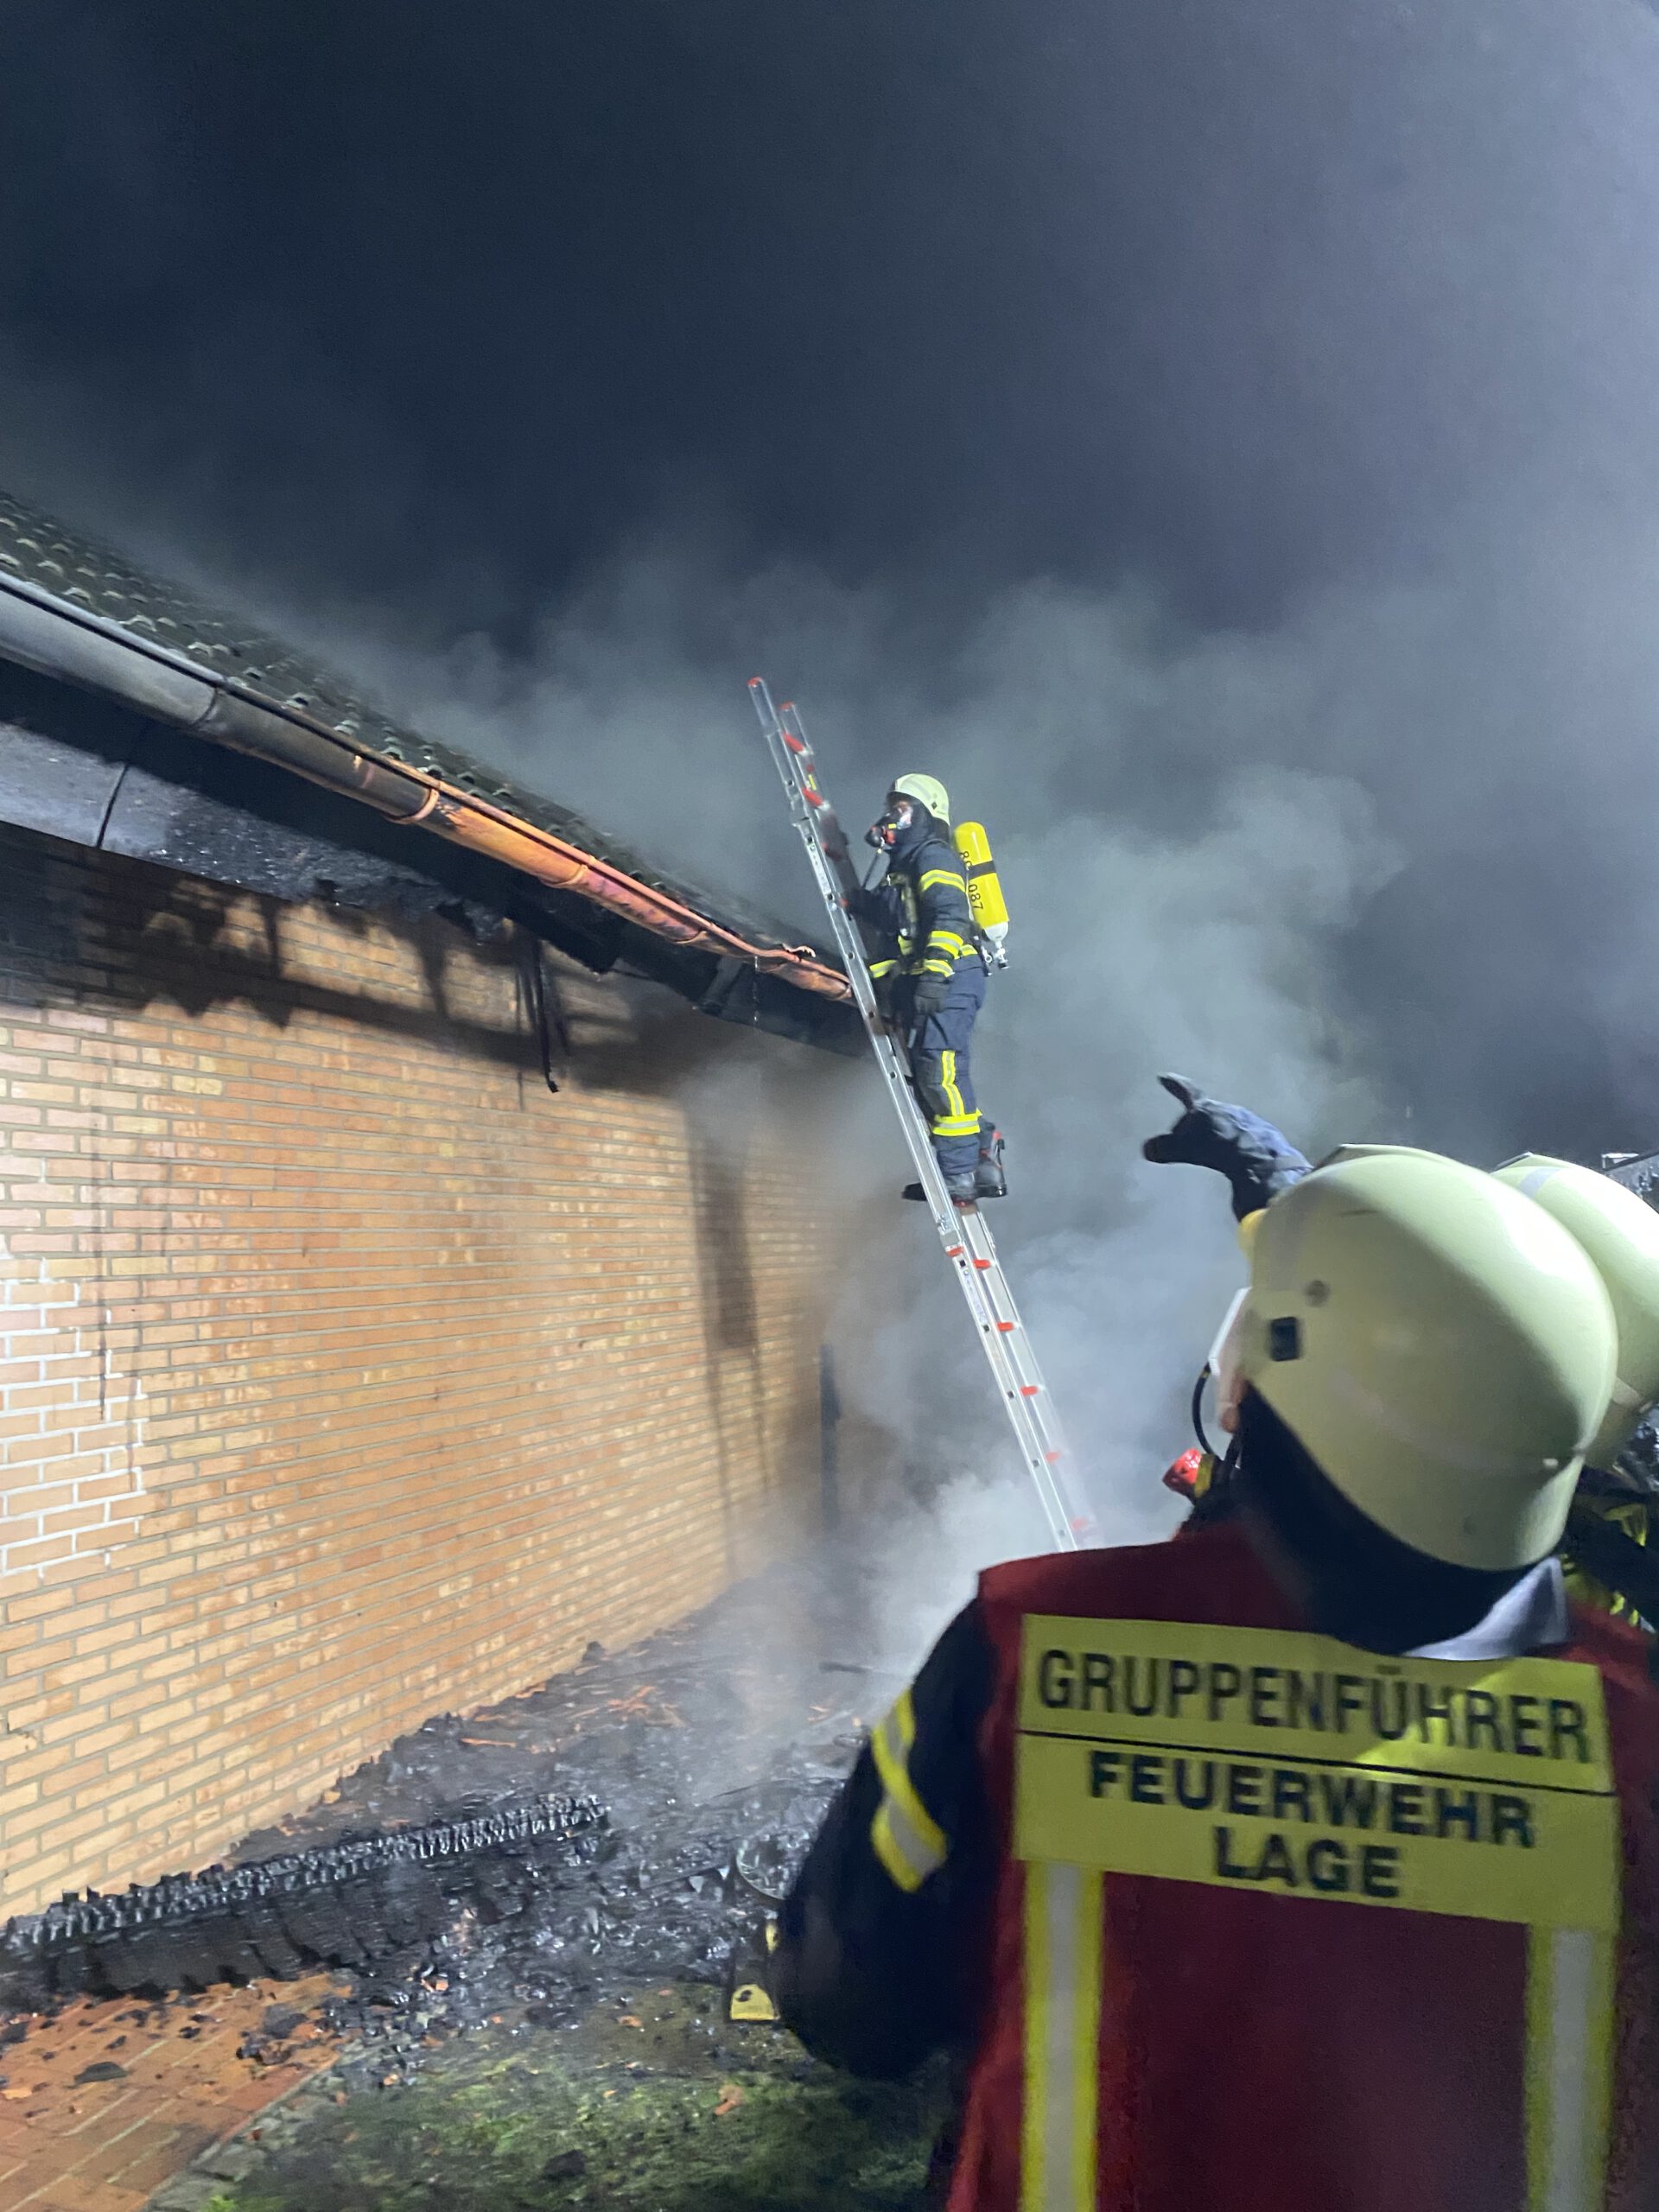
[1141,1074,1312,1222]
[909,972,950,1020]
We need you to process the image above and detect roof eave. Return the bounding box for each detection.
[0,569,850,1013]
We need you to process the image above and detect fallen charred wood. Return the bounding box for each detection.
[0,1794,606,2008]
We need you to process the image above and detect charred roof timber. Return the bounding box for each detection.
[0,493,857,1054]
[0,1794,607,2006]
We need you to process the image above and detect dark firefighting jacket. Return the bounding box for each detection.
[853,827,978,988]
[780,1521,1659,2212]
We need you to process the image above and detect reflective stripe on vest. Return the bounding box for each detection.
[1528,1928,1617,2212]
[1020,1862,1103,2212]
[1014,1614,1623,2211]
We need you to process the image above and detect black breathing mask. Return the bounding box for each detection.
[866,797,914,852]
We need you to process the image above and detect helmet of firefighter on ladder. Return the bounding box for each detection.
[889,773,1011,968]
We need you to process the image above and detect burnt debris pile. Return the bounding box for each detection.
[226,1562,894,2049]
[0,1795,606,2010]
[0,1557,902,2072]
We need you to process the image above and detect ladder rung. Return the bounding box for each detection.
[973,1256,992,1270]
[996,1320,1015,1332]
[804,787,826,806]
[1020,1384,1040,1397]
[945,1243,965,1258]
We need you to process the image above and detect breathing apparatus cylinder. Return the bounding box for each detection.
[953,821,1009,961]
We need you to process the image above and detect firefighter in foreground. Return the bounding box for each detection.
[1150,1075,1659,1625]
[858,774,1006,1205]
[777,1135,1659,2211]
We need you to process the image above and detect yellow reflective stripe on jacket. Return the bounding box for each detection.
[1563,1499,1649,1624]
[869,957,899,978]
[916,958,955,977]
[1525,1928,1616,2212]
[926,931,968,958]
[918,868,969,894]
[1561,1563,1637,1624]
[1020,1863,1103,2212]
[931,1113,981,1137]
[868,1689,948,1893]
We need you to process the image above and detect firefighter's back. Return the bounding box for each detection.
[949,1523,1659,2212]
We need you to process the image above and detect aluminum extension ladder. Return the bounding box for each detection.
[749,678,1096,1551]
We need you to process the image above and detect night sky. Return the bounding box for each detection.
[4,1,1654,619]
[4,1,1659,1179]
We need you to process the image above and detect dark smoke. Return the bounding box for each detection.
[4,1,1659,1613]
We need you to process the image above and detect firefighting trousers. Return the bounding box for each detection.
[908,964,989,1180]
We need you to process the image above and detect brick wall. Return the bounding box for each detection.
[0,821,855,1918]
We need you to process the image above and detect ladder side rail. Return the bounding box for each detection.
[752,680,866,906]
[963,1337,1085,1541]
[953,1214,1090,1541]
[961,1217,1052,1389]
[779,698,867,905]
[974,1376,1088,1536]
[957,1211,1088,1511]
[751,678,887,1012]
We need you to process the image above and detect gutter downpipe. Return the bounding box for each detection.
[0,571,850,1003]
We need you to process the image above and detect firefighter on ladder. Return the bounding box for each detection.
[777,1121,1659,2210]
[857,774,1005,1205]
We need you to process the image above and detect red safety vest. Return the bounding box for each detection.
[945,1522,1659,2212]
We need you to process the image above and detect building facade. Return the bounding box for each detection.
[0,498,861,1918]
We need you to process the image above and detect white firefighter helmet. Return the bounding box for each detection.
[1491,1154,1659,1468]
[1235,1147,1617,1571]
[889,772,950,824]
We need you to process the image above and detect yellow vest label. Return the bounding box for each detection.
[1014,1616,1621,1931]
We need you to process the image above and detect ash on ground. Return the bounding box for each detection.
[232,1548,913,2084]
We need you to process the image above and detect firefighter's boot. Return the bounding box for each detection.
[903,1171,981,1205]
[975,1122,1007,1199]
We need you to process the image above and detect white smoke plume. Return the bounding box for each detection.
[257,542,1402,1658]
[19,492,1659,1663]
[24,484,1659,1667]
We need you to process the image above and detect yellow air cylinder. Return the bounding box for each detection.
[953,821,1009,955]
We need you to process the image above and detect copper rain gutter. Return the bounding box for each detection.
[0,570,850,1003]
